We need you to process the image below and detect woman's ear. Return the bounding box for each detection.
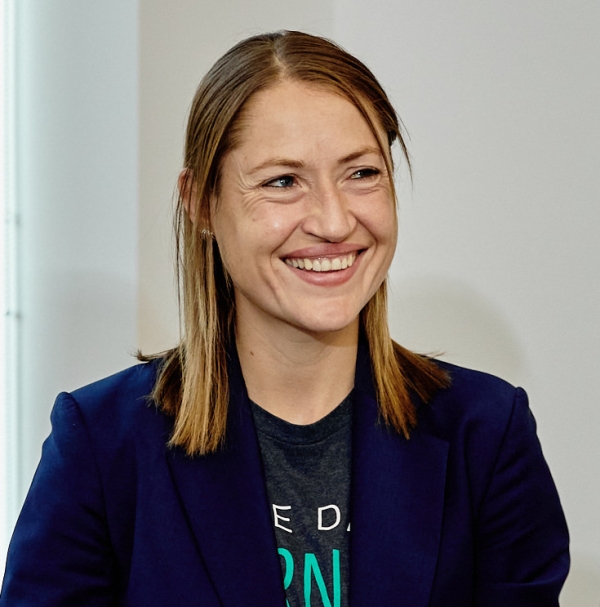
[179,168,214,238]
[178,168,198,224]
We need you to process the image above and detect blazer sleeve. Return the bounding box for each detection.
[473,387,570,606]
[0,392,117,606]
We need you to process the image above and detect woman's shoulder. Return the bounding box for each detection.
[420,359,530,444]
[69,359,161,410]
[52,359,168,453]
[434,359,519,403]
[418,360,550,512]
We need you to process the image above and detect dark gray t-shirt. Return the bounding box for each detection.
[251,395,352,607]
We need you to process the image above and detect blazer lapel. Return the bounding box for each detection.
[166,350,285,607]
[165,339,447,606]
[350,346,449,607]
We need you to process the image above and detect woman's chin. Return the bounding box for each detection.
[290,310,361,338]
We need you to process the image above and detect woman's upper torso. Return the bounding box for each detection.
[0,345,569,606]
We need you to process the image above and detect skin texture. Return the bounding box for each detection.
[210,80,398,422]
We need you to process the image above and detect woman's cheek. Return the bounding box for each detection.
[256,206,302,241]
[357,200,397,242]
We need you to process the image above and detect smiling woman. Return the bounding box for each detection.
[215,83,395,344]
[211,81,398,424]
[0,31,569,607]
[164,31,439,456]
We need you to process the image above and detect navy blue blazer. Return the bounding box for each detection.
[1,346,569,606]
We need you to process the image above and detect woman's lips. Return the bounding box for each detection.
[284,252,356,272]
[281,249,365,286]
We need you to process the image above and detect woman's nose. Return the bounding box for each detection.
[301,183,356,242]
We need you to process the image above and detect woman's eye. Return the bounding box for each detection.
[264,175,295,188]
[351,168,380,180]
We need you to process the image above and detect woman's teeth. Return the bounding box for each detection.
[285,253,356,272]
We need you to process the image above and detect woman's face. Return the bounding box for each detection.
[211,80,397,338]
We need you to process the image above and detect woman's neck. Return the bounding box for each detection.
[235,316,359,425]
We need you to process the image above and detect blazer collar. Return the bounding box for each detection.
[167,339,449,607]
[166,346,286,607]
[351,341,449,606]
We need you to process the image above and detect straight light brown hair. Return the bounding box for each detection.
[142,31,449,456]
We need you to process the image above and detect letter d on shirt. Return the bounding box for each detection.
[318,505,341,531]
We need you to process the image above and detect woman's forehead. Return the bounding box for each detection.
[226,84,380,166]
[229,80,389,161]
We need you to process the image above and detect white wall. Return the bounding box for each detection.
[16,0,138,496]
[11,1,599,604]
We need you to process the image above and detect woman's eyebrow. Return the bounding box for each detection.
[248,158,305,175]
[247,146,383,175]
[339,146,383,164]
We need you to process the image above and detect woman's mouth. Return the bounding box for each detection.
[284,252,357,272]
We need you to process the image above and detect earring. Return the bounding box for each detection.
[201,229,214,239]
